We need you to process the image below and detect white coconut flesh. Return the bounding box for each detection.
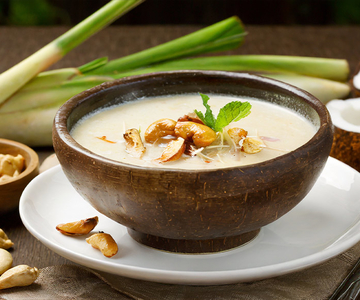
[326,99,360,133]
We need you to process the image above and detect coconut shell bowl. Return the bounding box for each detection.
[0,138,39,214]
[53,71,333,254]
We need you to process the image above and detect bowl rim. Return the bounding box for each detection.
[0,138,39,185]
[53,70,333,173]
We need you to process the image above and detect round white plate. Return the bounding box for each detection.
[20,157,360,285]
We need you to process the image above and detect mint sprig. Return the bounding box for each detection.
[195,93,251,132]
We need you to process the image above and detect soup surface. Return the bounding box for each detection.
[71,94,316,170]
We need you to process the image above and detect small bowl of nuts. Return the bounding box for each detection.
[0,138,39,214]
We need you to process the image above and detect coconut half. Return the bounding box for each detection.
[351,65,360,97]
[327,98,360,172]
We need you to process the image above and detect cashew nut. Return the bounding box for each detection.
[0,154,25,182]
[242,137,264,154]
[177,114,204,124]
[174,121,217,147]
[227,127,248,145]
[56,216,99,236]
[0,229,14,250]
[0,265,39,290]
[0,249,13,275]
[144,118,177,143]
[86,232,118,258]
[123,128,146,158]
[157,137,186,163]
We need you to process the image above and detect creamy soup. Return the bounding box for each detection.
[71,94,316,170]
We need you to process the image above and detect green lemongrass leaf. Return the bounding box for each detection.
[78,57,109,73]
[11,68,80,93]
[85,16,245,75]
[0,0,143,105]
[215,101,251,132]
[195,93,216,129]
[110,55,349,82]
[54,0,144,54]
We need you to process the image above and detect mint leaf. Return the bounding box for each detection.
[214,101,252,132]
[194,93,252,132]
[195,93,216,129]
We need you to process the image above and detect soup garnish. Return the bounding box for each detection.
[123,93,264,163]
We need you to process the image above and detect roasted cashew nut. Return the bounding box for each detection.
[56,216,99,236]
[144,118,177,143]
[0,249,13,275]
[177,114,204,124]
[157,137,186,163]
[86,232,118,258]
[0,265,39,290]
[123,128,146,158]
[0,229,14,250]
[227,127,248,145]
[174,121,216,147]
[242,137,264,154]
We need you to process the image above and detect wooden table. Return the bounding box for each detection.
[1,24,360,296]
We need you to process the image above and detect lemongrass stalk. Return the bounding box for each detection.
[265,73,350,104]
[109,55,349,82]
[15,68,81,92]
[0,75,113,113]
[19,57,109,92]
[0,18,245,113]
[85,16,245,75]
[0,104,63,146]
[0,0,144,105]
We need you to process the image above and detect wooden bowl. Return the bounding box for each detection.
[53,71,334,253]
[0,138,39,214]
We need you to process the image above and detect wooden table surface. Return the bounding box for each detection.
[1,23,360,284]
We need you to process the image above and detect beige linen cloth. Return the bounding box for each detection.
[1,155,359,299]
[0,244,359,300]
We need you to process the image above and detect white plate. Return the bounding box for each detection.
[20,157,360,285]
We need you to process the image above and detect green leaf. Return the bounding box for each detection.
[195,93,216,129]
[215,101,252,132]
[78,57,109,73]
[194,93,252,132]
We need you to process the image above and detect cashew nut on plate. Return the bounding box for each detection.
[0,229,14,250]
[0,265,39,290]
[56,216,99,236]
[86,232,118,258]
[0,249,13,275]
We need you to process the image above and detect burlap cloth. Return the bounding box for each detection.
[0,241,359,299]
